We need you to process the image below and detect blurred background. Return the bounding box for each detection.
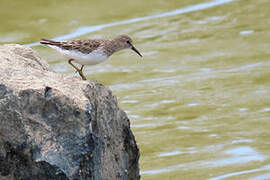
[1,0,270,179]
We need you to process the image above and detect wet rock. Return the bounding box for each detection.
[0,44,140,180]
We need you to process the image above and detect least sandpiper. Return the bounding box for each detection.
[40,35,142,80]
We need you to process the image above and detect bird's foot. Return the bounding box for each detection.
[78,70,87,80]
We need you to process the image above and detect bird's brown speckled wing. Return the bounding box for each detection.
[41,39,107,54]
[64,39,105,54]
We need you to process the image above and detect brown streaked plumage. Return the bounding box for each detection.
[40,35,142,80]
[41,38,103,54]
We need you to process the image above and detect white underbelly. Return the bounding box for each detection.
[48,45,108,65]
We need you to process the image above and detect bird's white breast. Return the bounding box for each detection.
[48,45,108,65]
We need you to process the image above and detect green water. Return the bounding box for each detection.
[1,0,270,179]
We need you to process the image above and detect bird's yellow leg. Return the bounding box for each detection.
[68,59,87,80]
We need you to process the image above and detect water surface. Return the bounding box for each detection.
[1,0,270,179]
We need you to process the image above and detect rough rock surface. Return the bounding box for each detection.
[0,44,140,180]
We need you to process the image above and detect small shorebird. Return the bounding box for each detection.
[40,35,142,80]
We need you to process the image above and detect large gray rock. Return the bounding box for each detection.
[0,44,140,180]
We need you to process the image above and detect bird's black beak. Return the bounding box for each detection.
[131,45,142,57]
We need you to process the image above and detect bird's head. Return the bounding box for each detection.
[114,35,142,57]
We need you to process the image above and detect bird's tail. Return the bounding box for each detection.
[40,38,61,46]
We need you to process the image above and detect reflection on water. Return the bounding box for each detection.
[142,145,265,177]
[1,0,270,179]
[208,165,270,180]
[207,146,264,167]
[158,151,182,157]
[239,30,254,36]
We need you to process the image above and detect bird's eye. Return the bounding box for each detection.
[126,40,130,44]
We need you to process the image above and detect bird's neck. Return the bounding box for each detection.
[104,39,122,56]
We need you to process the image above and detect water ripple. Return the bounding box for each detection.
[26,0,235,47]
[208,165,270,180]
